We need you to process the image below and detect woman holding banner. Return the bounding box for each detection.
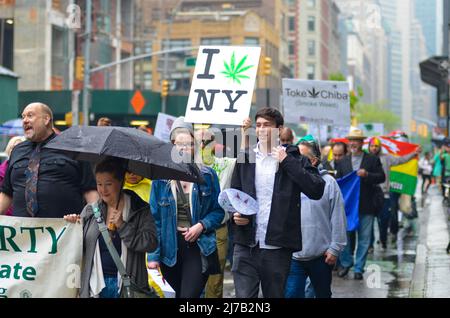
[64,158,158,298]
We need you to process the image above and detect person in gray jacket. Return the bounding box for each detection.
[64,158,157,298]
[285,135,347,298]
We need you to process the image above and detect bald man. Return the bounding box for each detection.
[0,103,98,218]
[280,127,295,146]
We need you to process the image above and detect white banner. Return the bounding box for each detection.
[154,113,177,142]
[0,216,82,298]
[282,79,351,126]
[185,46,261,125]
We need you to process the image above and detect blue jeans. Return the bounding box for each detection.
[339,214,374,274]
[99,276,119,298]
[284,256,332,298]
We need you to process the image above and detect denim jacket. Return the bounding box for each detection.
[147,165,224,267]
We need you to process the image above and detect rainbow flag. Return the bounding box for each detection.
[377,137,419,195]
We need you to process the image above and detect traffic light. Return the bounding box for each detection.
[440,102,448,117]
[75,56,85,81]
[262,57,272,76]
[410,120,416,132]
[417,124,423,136]
[417,124,428,137]
[65,112,83,126]
[161,80,169,98]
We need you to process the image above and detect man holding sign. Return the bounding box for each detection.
[0,103,97,298]
[229,108,325,298]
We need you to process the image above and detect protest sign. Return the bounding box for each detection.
[0,216,82,298]
[154,112,176,142]
[185,46,261,125]
[283,79,351,126]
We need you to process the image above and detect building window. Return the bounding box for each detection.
[307,16,315,31]
[307,40,315,56]
[307,0,316,8]
[162,39,191,50]
[144,41,152,54]
[307,63,315,79]
[244,37,259,46]
[289,41,295,55]
[201,37,231,45]
[288,16,295,31]
[289,62,296,75]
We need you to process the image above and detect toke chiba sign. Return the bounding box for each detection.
[282,79,351,127]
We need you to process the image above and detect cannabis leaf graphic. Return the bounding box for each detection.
[221,52,254,84]
[308,87,320,98]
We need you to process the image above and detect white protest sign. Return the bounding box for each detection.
[0,216,82,298]
[147,269,175,298]
[307,124,329,144]
[282,79,351,126]
[185,46,261,125]
[332,125,351,138]
[154,112,177,142]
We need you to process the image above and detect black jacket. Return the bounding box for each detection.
[230,145,325,251]
[335,152,385,215]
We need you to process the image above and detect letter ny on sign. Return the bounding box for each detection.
[185,46,261,126]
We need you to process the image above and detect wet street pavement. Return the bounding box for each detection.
[222,183,450,298]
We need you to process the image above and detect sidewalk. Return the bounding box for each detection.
[410,185,450,298]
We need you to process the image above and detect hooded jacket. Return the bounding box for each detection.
[292,170,347,260]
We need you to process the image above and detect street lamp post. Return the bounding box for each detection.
[82,0,92,126]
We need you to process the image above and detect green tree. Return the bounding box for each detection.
[328,72,363,114]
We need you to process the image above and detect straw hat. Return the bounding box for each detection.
[346,128,366,140]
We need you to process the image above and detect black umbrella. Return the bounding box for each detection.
[44,126,204,183]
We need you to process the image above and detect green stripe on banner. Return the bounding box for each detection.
[390,171,417,195]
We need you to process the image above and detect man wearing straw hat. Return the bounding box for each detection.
[335,128,385,280]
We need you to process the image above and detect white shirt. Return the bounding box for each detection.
[254,143,281,250]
